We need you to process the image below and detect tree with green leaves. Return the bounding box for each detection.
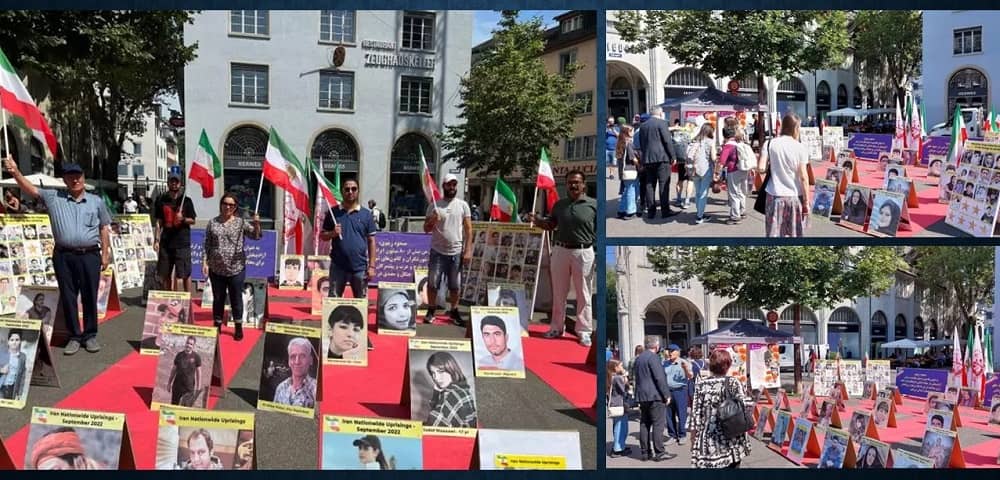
[851,11,922,107]
[0,11,196,189]
[647,246,903,391]
[910,246,993,336]
[440,11,586,178]
[615,10,850,128]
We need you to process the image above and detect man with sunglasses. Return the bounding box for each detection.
[154,173,196,292]
[320,179,377,299]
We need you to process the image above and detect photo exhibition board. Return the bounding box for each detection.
[406,337,477,437]
[155,408,255,470]
[945,141,1000,236]
[320,415,423,470]
[476,429,582,470]
[110,214,157,292]
[461,222,546,318]
[0,317,42,410]
[25,407,131,470]
[0,214,56,314]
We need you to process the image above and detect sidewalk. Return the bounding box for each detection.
[605,164,965,238]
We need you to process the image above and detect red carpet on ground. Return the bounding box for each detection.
[5,286,592,469]
[4,305,263,469]
[810,160,947,237]
[772,393,1000,468]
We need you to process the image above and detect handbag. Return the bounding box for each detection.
[608,405,625,418]
[717,377,753,439]
[622,165,638,181]
[753,140,772,215]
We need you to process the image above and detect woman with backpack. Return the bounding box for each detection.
[687,349,751,468]
[689,123,717,224]
[719,127,753,224]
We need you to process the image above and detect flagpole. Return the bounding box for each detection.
[254,172,265,215]
[1,95,8,202]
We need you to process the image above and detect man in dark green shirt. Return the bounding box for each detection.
[530,170,596,347]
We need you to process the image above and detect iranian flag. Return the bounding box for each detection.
[893,98,905,151]
[0,47,57,156]
[536,146,559,212]
[971,325,986,399]
[264,127,311,215]
[984,107,994,133]
[313,164,339,209]
[490,178,517,222]
[951,326,964,388]
[945,104,967,167]
[908,98,922,159]
[189,129,221,197]
[419,145,441,205]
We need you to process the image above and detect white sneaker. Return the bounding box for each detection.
[579,332,592,347]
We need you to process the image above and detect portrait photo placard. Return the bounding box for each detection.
[241,279,267,328]
[868,190,905,237]
[307,255,330,315]
[0,317,42,410]
[770,410,792,450]
[786,417,814,464]
[25,407,129,470]
[461,222,545,315]
[155,408,255,470]
[320,415,423,470]
[989,395,1000,424]
[150,323,219,411]
[856,437,890,468]
[257,323,321,418]
[487,282,530,334]
[407,338,477,437]
[110,214,156,291]
[15,286,57,343]
[920,426,958,468]
[376,282,417,336]
[865,360,892,390]
[477,429,582,470]
[140,290,192,355]
[321,297,367,366]
[0,214,56,308]
[818,428,854,468]
[278,254,305,289]
[471,306,525,379]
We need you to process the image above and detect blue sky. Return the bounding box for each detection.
[472,10,562,46]
[606,246,615,266]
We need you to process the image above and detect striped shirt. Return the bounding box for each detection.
[38,189,111,249]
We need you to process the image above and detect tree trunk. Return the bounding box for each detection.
[794,304,802,394]
[757,74,768,142]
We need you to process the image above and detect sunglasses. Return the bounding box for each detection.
[342,186,358,192]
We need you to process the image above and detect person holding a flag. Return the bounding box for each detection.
[3,157,111,355]
[202,192,261,340]
[423,174,472,326]
[529,170,597,347]
[153,173,197,292]
[319,178,377,298]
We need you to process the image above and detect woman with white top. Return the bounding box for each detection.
[757,114,811,237]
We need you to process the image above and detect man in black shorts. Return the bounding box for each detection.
[154,173,196,292]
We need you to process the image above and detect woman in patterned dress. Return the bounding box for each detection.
[686,349,751,468]
[757,113,811,237]
[202,192,261,341]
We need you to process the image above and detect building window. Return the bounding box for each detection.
[118,164,129,176]
[319,70,355,110]
[230,10,269,36]
[564,135,596,161]
[390,133,435,216]
[953,27,982,55]
[399,76,432,114]
[231,64,269,105]
[573,91,593,115]
[133,143,142,155]
[133,164,145,176]
[320,10,355,44]
[402,12,434,51]
[559,49,577,75]
[561,15,583,33]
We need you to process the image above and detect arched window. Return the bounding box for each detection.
[894,314,907,339]
[816,81,832,116]
[947,67,989,117]
[914,316,925,339]
[223,125,273,219]
[390,133,435,217]
[837,84,848,109]
[665,67,712,88]
[310,129,359,185]
[853,87,863,108]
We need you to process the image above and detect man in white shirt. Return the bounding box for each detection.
[123,196,138,214]
[476,315,523,370]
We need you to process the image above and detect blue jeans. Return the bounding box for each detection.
[52,249,101,342]
[667,387,689,440]
[330,264,366,298]
[209,269,246,324]
[605,149,616,166]
[428,250,461,293]
[612,414,630,452]
[693,171,714,218]
[618,179,638,215]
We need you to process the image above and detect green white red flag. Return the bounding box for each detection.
[945,104,967,168]
[0,47,57,156]
[264,127,311,215]
[536,146,559,211]
[419,145,441,205]
[189,129,221,197]
[490,178,518,222]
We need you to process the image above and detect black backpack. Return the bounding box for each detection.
[717,377,753,439]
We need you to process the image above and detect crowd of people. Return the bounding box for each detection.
[607,336,751,468]
[608,111,815,237]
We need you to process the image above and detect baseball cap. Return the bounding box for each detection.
[352,435,381,449]
[639,113,651,122]
[667,344,681,352]
[168,172,182,181]
[61,163,84,175]
[442,173,459,184]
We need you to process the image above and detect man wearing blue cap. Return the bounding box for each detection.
[4,157,111,355]
[663,343,692,445]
